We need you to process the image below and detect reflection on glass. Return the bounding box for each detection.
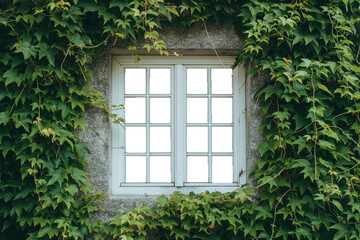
[187,127,208,152]
[126,156,146,182]
[150,68,171,94]
[150,127,171,152]
[150,98,171,123]
[187,98,208,123]
[212,127,232,152]
[211,68,232,94]
[150,156,171,182]
[187,68,207,94]
[126,127,146,152]
[212,98,232,123]
[125,98,146,123]
[212,156,233,183]
[125,68,146,94]
[187,156,208,182]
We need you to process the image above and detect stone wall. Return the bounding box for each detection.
[77,23,267,223]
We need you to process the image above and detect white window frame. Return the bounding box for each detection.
[111,56,247,196]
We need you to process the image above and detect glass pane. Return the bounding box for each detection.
[150,98,171,123]
[125,68,146,94]
[211,68,232,94]
[187,98,208,123]
[187,156,208,182]
[150,68,171,94]
[212,156,233,183]
[126,156,146,182]
[125,98,146,123]
[126,127,146,152]
[150,127,171,152]
[212,127,232,152]
[187,127,208,152]
[150,156,171,182]
[212,98,232,123]
[187,68,207,94]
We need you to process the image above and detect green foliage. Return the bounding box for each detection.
[1,0,360,239]
[98,188,255,240]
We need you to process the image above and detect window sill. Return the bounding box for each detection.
[112,184,241,197]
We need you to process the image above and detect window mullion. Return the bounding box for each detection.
[175,64,185,187]
[118,66,126,184]
[146,67,150,183]
[208,67,212,183]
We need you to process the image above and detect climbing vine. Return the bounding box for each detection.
[0,0,360,239]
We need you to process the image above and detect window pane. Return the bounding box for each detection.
[150,156,171,182]
[212,156,233,183]
[150,68,171,94]
[125,68,146,94]
[187,156,208,182]
[211,68,232,94]
[187,98,208,123]
[125,98,146,123]
[126,156,146,182]
[150,98,171,123]
[187,127,208,152]
[212,127,232,152]
[187,68,207,94]
[212,98,232,123]
[126,127,146,152]
[150,127,171,152]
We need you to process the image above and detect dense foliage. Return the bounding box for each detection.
[1,0,360,239]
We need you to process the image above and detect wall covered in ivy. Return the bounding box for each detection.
[1,0,360,239]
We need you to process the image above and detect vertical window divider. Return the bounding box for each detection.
[208,67,212,183]
[146,67,150,183]
[175,64,185,187]
[112,63,125,189]
[171,66,176,184]
[233,66,241,184]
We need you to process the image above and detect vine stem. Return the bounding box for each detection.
[270,188,293,240]
[256,167,286,189]
[203,20,225,67]
[87,126,110,148]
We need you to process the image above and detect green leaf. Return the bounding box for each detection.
[48,171,61,186]
[4,68,23,86]
[318,83,333,96]
[38,43,56,66]
[37,226,59,238]
[0,111,9,125]
[14,42,36,60]
[332,200,344,211]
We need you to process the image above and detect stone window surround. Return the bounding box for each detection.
[77,24,267,221]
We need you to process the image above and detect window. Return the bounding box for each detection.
[111,56,246,196]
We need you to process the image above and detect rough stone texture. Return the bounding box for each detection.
[78,23,267,223]
[245,68,268,186]
[112,22,243,55]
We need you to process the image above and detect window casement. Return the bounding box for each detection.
[111,56,246,196]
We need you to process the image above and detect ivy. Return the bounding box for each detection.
[1,0,360,239]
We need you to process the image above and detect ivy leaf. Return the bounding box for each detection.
[58,102,71,119]
[48,170,61,186]
[109,1,128,10]
[14,41,36,60]
[0,16,8,26]
[318,83,333,96]
[4,68,23,87]
[0,111,9,125]
[68,32,85,46]
[38,43,56,66]
[37,226,59,238]
[332,200,344,211]
[326,62,336,74]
